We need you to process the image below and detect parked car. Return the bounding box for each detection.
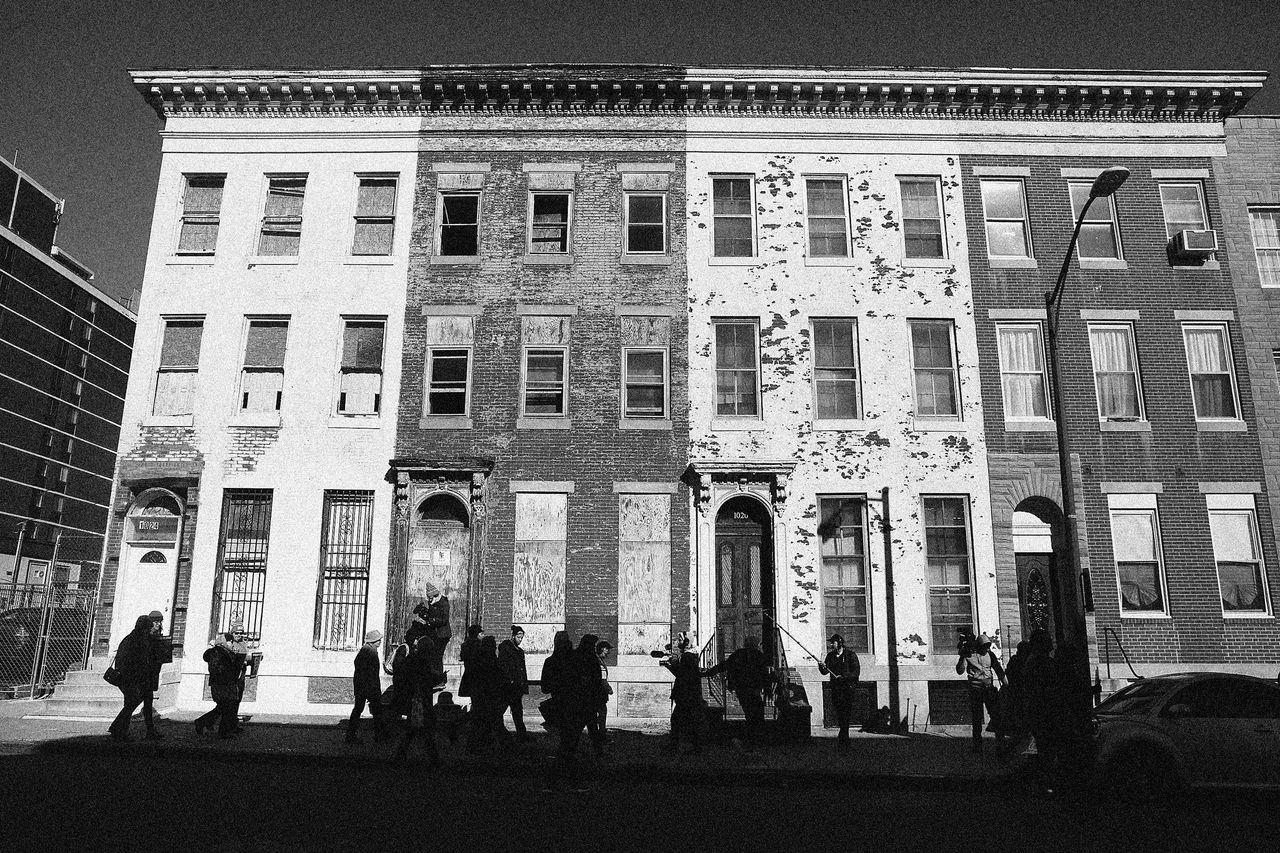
[0,607,91,689]
[1093,673,1280,794]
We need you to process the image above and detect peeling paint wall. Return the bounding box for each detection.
[686,122,997,724]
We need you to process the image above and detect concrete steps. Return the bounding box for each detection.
[24,667,125,719]
[39,698,119,718]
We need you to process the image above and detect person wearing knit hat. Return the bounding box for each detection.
[956,630,1007,753]
[421,583,452,676]
[498,625,531,742]
[818,633,860,751]
[347,628,388,744]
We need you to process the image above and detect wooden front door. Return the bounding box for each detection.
[715,498,771,663]
[408,493,471,664]
[1016,553,1056,641]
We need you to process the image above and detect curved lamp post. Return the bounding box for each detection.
[1044,166,1129,658]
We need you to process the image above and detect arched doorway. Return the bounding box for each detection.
[116,490,183,635]
[1012,498,1065,645]
[714,495,774,663]
[408,492,470,663]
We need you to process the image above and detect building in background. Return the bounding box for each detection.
[1,154,135,692]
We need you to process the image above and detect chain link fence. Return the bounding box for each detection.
[0,575,98,700]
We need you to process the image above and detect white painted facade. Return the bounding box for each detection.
[686,118,997,725]
[110,115,418,713]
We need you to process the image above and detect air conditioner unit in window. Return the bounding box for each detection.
[1175,229,1218,256]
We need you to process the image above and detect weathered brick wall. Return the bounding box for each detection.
[961,153,1280,669]
[398,116,689,677]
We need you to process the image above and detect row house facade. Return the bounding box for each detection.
[106,65,1276,725]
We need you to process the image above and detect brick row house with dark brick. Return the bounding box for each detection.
[391,72,690,722]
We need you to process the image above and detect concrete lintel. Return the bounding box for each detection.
[508,480,575,493]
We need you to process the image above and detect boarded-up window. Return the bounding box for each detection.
[512,492,567,651]
[241,320,288,412]
[153,319,203,416]
[177,174,224,254]
[351,176,397,256]
[258,176,306,256]
[338,320,385,415]
[618,493,671,656]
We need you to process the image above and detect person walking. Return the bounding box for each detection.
[466,635,510,754]
[706,635,770,750]
[818,633,861,751]
[143,610,172,734]
[1021,629,1063,793]
[385,631,414,725]
[660,634,709,754]
[457,624,484,703]
[194,624,248,739]
[347,629,388,744]
[541,630,589,788]
[394,631,441,766]
[956,632,1006,753]
[593,639,613,751]
[107,615,162,741]
[498,625,531,742]
[574,634,606,756]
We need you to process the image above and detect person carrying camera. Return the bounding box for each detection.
[705,635,770,750]
[955,631,1006,753]
[195,622,249,739]
[660,633,709,754]
[818,633,860,751]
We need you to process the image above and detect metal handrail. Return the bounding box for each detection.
[697,629,725,707]
[1102,626,1142,681]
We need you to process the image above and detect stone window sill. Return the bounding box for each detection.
[1171,259,1221,271]
[812,418,867,431]
[710,418,764,432]
[419,416,473,430]
[621,254,672,266]
[430,255,481,266]
[708,256,758,266]
[618,418,672,430]
[805,256,856,267]
[344,256,396,266]
[167,255,216,266]
[1078,258,1128,271]
[517,416,571,430]
[230,413,281,428]
[248,256,299,266]
[1221,611,1273,620]
[1099,420,1151,432]
[1197,420,1247,432]
[523,254,573,265]
[1005,419,1056,432]
[988,257,1038,270]
[912,419,965,432]
[328,415,381,429]
[144,415,194,427]
[902,257,953,269]
[1119,612,1171,620]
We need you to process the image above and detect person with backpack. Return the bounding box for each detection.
[194,623,248,739]
[346,629,388,744]
[497,625,531,742]
[107,614,162,741]
[955,631,1006,753]
[818,633,861,752]
[706,635,770,750]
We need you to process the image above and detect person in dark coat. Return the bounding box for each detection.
[385,632,414,724]
[706,634,770,749]
[818,633,861,751]
[498,625,531,742]
[1021,630,1064,793]
[576,634,606,756]
[108,615,161,741]
[145,610,173,725]
[422,584,451,675]
[458,624,484,700]
[661,633,710,754]
[394,632,441,765]
[541,630,588,787]
[465,635,510,754]
[347,629,387,744]
[593,639,613,749]
[194,624,248,739]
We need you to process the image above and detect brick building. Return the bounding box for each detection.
[1,153,135,605]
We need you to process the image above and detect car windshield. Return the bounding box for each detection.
[1096,679,1173,715]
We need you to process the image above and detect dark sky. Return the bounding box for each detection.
[4,0,1277,305]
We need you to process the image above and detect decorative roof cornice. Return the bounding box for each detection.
[130,65,1267,122]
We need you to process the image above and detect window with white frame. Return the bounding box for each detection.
[980,179,1032,258]
[996,323,1049,419]
[1182,324,1239,420]
[1109,502,1166,614]
[153,319,203,416]
[1158,182,1208,239]
[1248,207,1280,287]
[240,319,288,412]
[351,176,397,256]
[257,176,306,256]
[337,319,385,416]
[426,348,470,416]
[1207,498,1269,614]
[711,177,754,257]
[805,178,849,257]
[623,348,667,418]
[529,192,571,254]
[1088,324,1144,420]
[523,348,567,416]
[909,320,959,418]
[176,174,225,254]
[1068,182,1122,259]
[624,193,666,254]
[819,497,870,653]
[924,496,973,649]
[899,177,945,259]
[438,192,480,256]
[812,319,860,420]
[714,320,759,416]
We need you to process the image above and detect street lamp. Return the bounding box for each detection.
[1044,166,1128,656]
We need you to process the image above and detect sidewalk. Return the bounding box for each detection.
[0,711,1021,790]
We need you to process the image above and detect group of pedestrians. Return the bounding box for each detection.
[106,611,172,740]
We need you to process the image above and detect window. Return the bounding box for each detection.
[153,319,203,416]
[1068,182,1122,259]
[812,320,860,419]
[805,178,849,257]
[714,320,759,417]
[523,348,567,416]
[352,176,397,256]
[426,348,470,416]
[513,492,568,642]
[899,177,945,259]
[819,497,869,653]
[240,320,288,412]
[338,320,384,415]
[1248,207,1280,287]
[712,177,754,257]
[996,323,1049,419]
[314,491,374,651]
[211,489,273,642]
[1182,324,1239,420]
[257,176,306,256]
[176,174,224,254]
[1209,508,1268,613]
[1159,182,1208,238]
[909,320,959,418]
[529,192,571,254]
[1088,324,1144,420]
[980,179,1032,258]
[924,497,973,649]
[618,493,672,647]
[623,348,667,418]
[438,192,480,256]
[1110,508,1165,613]
[624,193,666,254]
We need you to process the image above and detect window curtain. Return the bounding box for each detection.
[1091,328,1138,417]
[1185,328,1235,417]
[999,327,1046,417]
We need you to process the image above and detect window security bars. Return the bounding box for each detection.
[211,490,273,642]
[314,491,374,651]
